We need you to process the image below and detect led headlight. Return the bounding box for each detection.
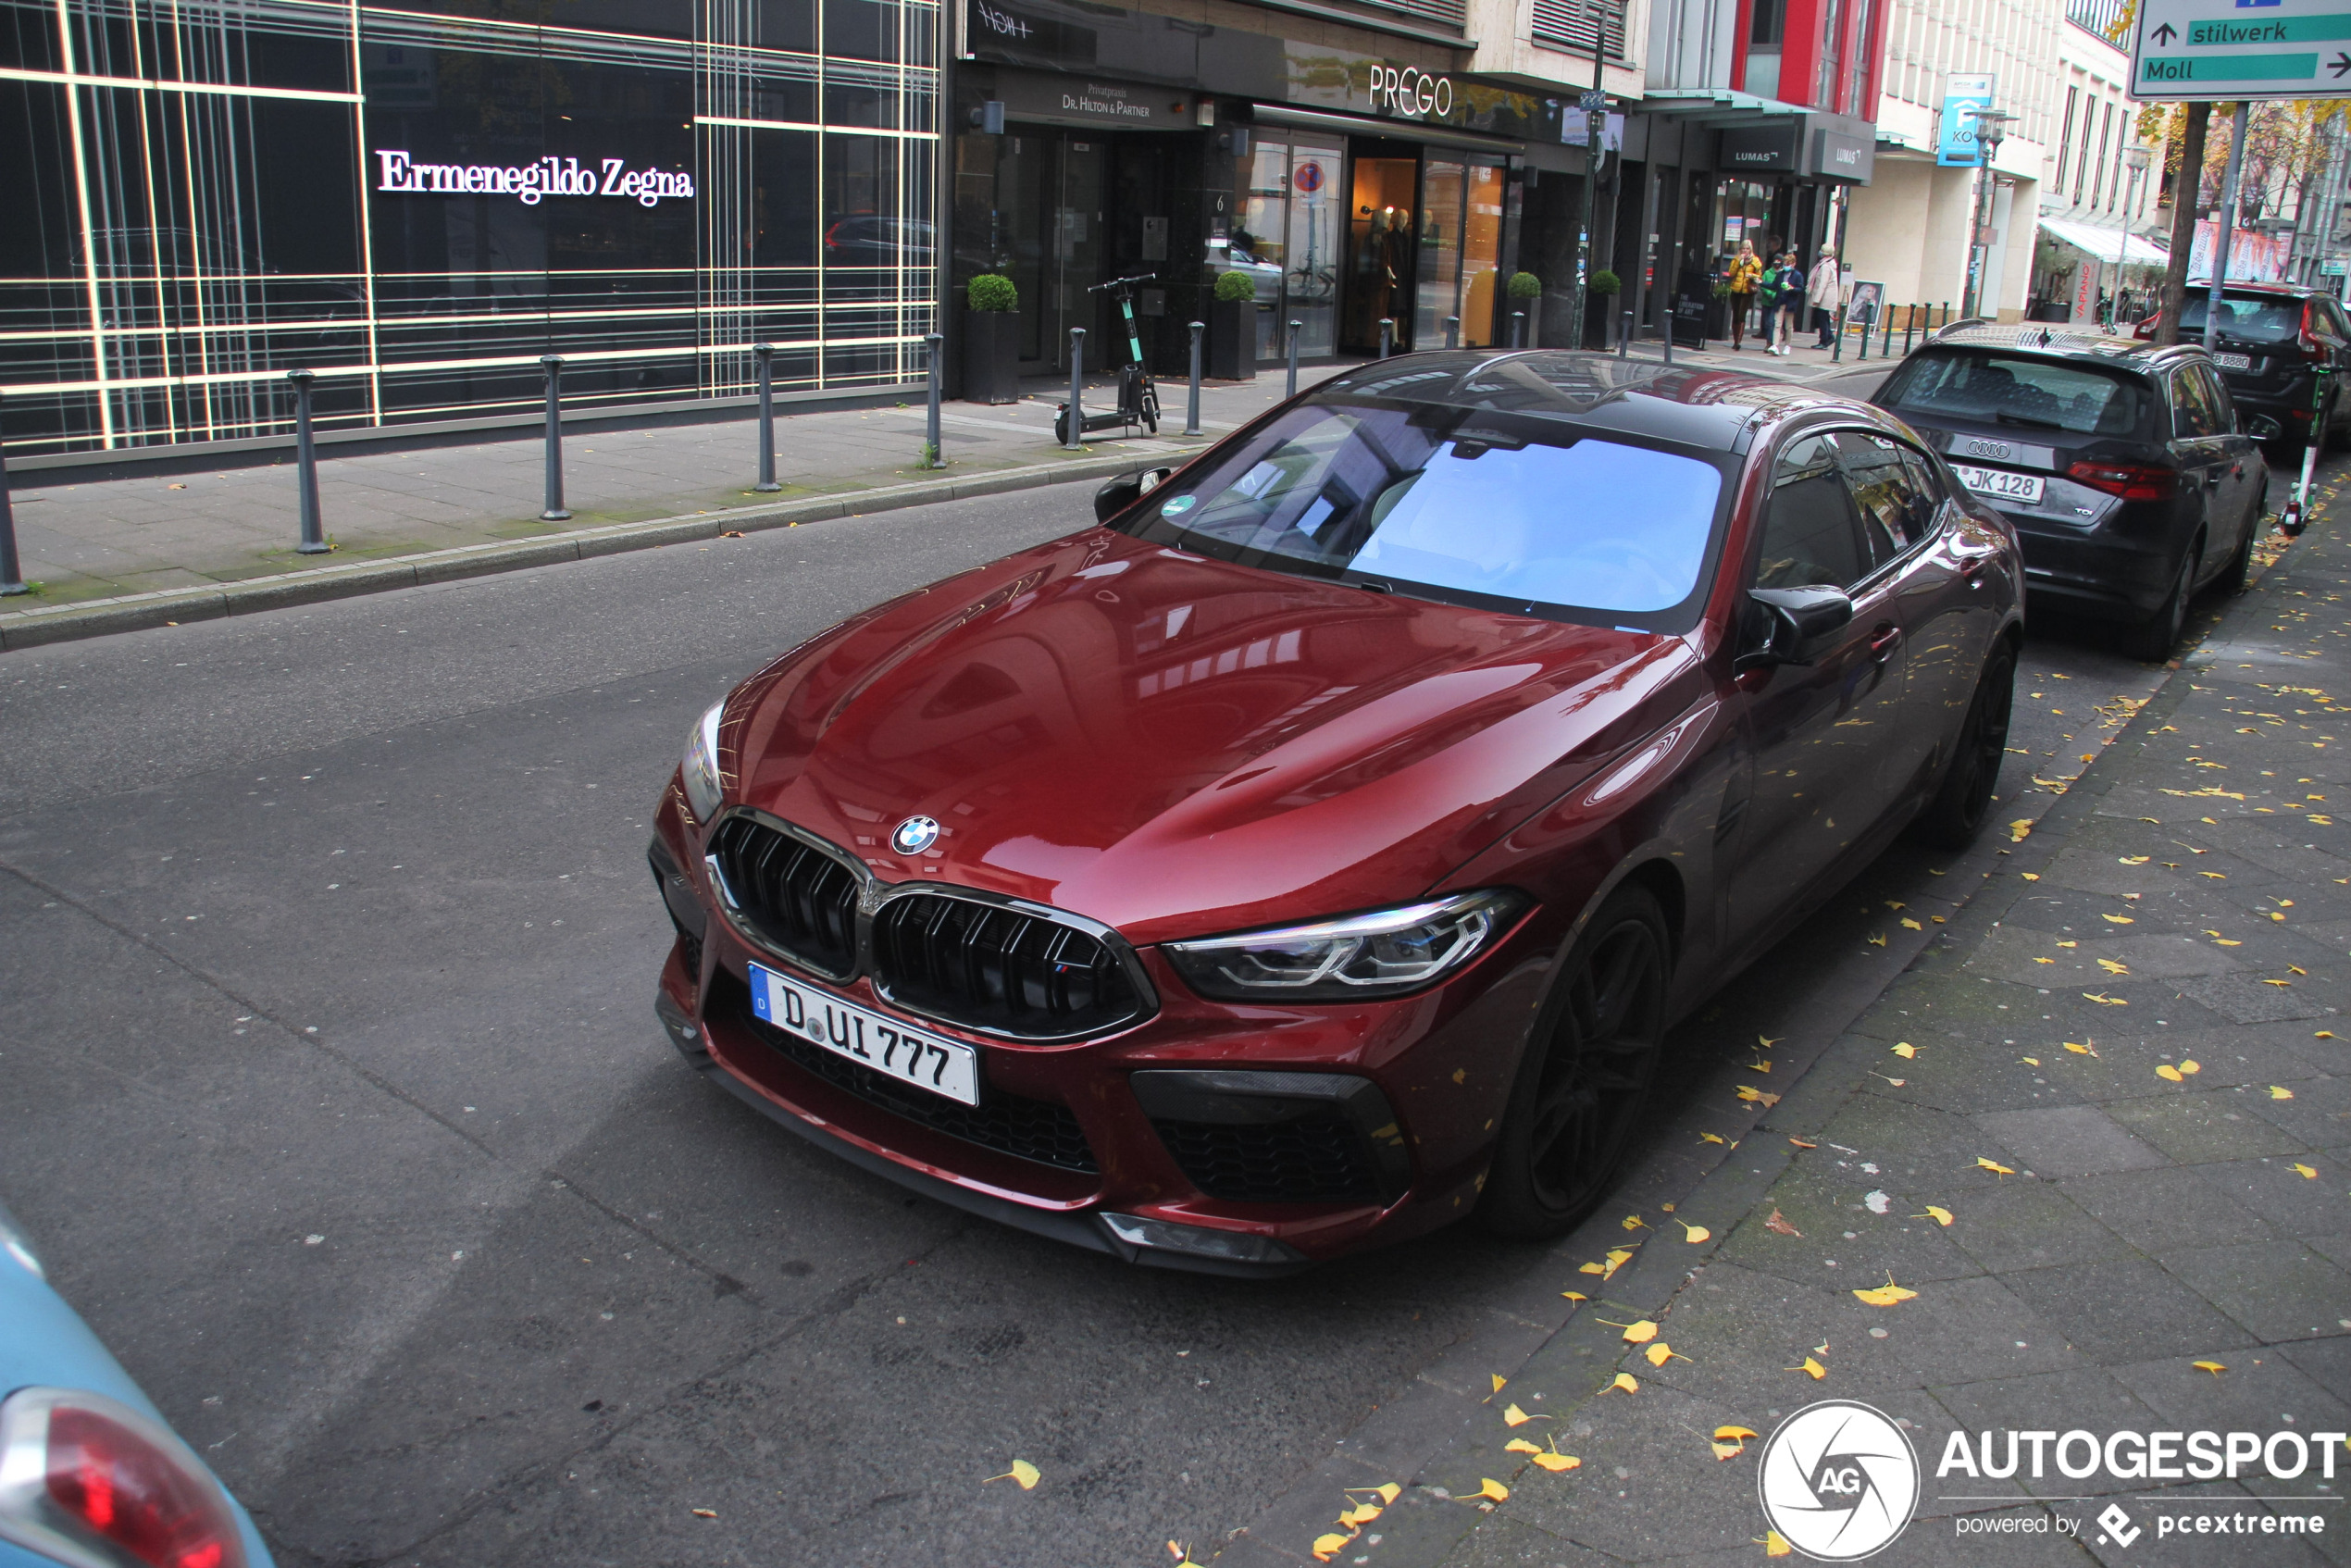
[680,699,728,823]
[1163,889,1526,1002]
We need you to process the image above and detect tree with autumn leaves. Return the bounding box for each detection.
[2139,99,2347,225]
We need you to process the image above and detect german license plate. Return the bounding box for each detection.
[2214,352,2252,371]
[1951,464,2045,505]
[747,961,979,1105]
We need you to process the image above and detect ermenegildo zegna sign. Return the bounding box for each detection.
[373,151,696,206]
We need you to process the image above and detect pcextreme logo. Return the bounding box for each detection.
[1757,1400,1921,1561]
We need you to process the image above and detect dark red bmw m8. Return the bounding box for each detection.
[647,352,2023,1275]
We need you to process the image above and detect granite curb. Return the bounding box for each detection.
[0,448,1173,652]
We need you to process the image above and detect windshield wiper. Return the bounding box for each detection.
[1344,577,1395,594]
[1995,411,2066,430]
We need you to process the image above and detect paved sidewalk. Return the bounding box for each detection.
[1221,503,2351,1565]
[0,367,1350,618]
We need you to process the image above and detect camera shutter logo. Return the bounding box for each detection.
[893,816,941,854]
[1757,1400,1920,1561]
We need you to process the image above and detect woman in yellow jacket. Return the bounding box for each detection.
[1724,239,1762,351]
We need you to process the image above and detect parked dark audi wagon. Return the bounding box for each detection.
[1874,326,2265,658]
[648,352,2021,1274]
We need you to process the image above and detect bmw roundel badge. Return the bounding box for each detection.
[892,815,941,855]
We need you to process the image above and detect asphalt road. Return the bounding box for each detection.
[0,440,2266,1566]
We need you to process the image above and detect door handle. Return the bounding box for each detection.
[1869,624,1902,659]
[2205,469,2223,488]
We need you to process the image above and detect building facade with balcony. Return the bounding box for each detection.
[2030,0,2164,323]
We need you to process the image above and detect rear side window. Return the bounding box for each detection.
[2171,368,2220,438]
[1881,351,2150,437]
[1754,436,1866,591]
[1831,431,1937,566]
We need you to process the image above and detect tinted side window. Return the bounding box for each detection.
[1897,447,1947,515]
[2171,368,2218,438]
[1831,431,1935,566]
[2197,364,2237,432]
[2314,299,2350,342]
[1755,435,1866,591]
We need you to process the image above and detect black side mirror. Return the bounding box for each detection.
[1094,467,1176,523]
[2246,413,2283,441]
[1737,585,1855,671]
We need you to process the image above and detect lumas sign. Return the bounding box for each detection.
[373,151,696,206]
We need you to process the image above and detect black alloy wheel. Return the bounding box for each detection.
[2128,543,2200,662]
[1477,887,1670,1239]
[1912,641,2016,850]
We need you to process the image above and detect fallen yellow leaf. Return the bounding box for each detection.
[2319,1031,2338,1039]
[1867,932,1887,948]
[2295,1164,2319,1179]
[1717,1425,1759,1441]
[2180,1059,2201,1075]
[2270,1086,2295,1100]
[1506,1438,1542,1456]
[1607,1373,1639,1395]
[2193,1361,2228,1376]
[1603,1247,1635,1278]
[691,1508,717,1518]
[2009,819,2033,841]
[1683,1222,1710,1244]
[1736,1085,1782,1106]
[1619,1319,1660,1343]
[1503,1403,1535,1426]
[2157,1064,2184,1082]
[986,1460,1041,1490]
[2120,855,2149,865]
[1921,1205,1954,1226]
[1901,917,1922,930]
[1374,1484,1401,1503]
[1790,1356,1826,1380]
[2084,992,2127,1005]
[1853,1272,1920,1307]
[2020,1056,2041,1066]
[1764,1209,1802,1237]
[1311,1532,1352,1561]
[1977,1157,2015,1176]
[1490,1374,1507,1395]
[1472,1478,1510,1502]
[1699,1131,1727,1145]
[1711,1439,1746,1461]
[2098,959,2129,975]
[1644,1342,1680,1367]
[1561,1290,1588,1300]
[1891,1042,1917,1059]
[1529,1451,1581,1473]
[1766,1528,1794,1556]
[1338,1503,1382,1526]
[2065,1041,2097,1056]
[2102,915,2134,924]
[1788,1137,1818,1149]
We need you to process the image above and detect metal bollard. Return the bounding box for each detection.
[1882,310,1895,356]
[1186,321,1203,436]
[1511,310,1525,348]
[1619,310,1632,360]
[1857,309,1872,362]
[1064,329,1086,450]
[539,355,570,521]
[1444,316,1460,350]
[1940,301,1949,333]
[752,342,780,492]
[1286,319,1301,399]
[1378,317,1393,359]
[288,368,329,553]
[1903,310,1916,357]
[0,395,25,594]
[924,332,944,469]
[1833,305,1846,362]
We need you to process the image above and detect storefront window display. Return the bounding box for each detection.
[0,0,939,455]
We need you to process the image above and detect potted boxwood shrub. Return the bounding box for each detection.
[1206,268,1258,380]
[1586,268,1621,349]
[1506,270,1541,346]
[964,273,1019,404]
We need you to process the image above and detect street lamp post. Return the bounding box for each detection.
[1963,107,2017,321]
[2109,144,2154,330]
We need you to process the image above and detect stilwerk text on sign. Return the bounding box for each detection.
[374,151,696,206]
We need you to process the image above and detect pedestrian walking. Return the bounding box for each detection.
[1724,239,1761,351]
[1765,253,1804,355]
[1807,245,1846,349]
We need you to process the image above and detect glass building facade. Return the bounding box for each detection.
[0,0,939,456]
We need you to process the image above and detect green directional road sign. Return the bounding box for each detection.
[2133,0,2351,99]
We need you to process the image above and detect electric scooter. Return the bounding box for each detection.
[1054,273,1162,443]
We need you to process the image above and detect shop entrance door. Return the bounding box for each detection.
[1418,158,1506,346]
[1345,156,1419,353]
[1047,137,1105,371]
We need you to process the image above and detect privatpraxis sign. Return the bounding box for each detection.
[373,151,696,206]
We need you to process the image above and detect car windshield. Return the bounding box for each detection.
[1114,401,1731,630]
[2176,293,2303,342]
[1879,351,2149,436]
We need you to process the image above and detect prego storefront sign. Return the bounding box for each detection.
[373,151,695,206]
[1364,65,1452,118]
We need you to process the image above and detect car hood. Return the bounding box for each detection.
[726,529,1698,944]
